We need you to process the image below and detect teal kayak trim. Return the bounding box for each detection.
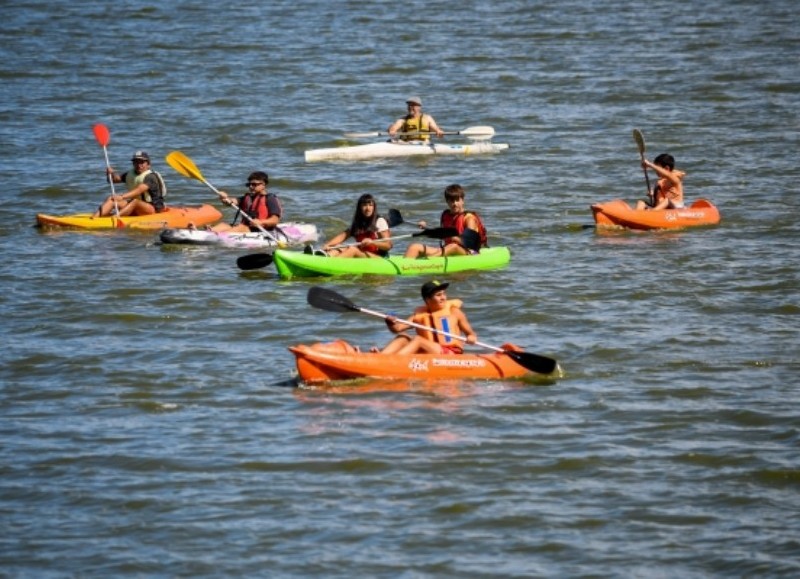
[273,247,511,279]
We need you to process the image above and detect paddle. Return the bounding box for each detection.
[93,123,119,216]
[165,150,278,241]
[633,128,652,201]
[235,224,457,270]
[344,125,495,140]
[325,226,458,251]
[389,208,479,252]
[237,252,274,270]
[307,286,559,375]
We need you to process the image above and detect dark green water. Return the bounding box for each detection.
[1,0,798,576]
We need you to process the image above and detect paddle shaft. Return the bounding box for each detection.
[325,227,457,251]
[93,124,118,215]
[352,304,526,359]
[344,126,494,139]
[633,129,652,198]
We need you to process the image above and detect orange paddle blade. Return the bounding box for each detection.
[93,123,110,147]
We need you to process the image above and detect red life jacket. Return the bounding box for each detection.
[440,210,488,247]
[354,229,382,255]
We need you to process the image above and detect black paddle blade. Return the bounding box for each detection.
[461,228,481,252]
[307,286,360,313]
[413,226,458,240]
[387,208,403,228]
[505,349,559,375]
[236,253,274,270]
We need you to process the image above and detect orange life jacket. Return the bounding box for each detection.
[410,299,464,351]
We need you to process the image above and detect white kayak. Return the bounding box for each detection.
[159,222,320,250]
[305,140,510,162]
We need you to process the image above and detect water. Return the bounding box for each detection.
[1,0,799,576]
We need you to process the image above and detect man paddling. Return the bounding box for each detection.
[373,280,477,355]
[387,96,444,141]
[404,184,488,258]
[94,150,167,217]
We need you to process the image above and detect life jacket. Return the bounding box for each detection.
[352,215,388,256]
[401,114,432,141]
[440,210,488,248]
[125,169,167,205]
[238,193,281,231]
[411,299,464,351]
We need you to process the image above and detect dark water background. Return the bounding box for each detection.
[1,0,799,576]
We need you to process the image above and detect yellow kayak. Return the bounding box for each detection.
[36,204,222,230]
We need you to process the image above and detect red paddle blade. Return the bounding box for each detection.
[93,123,110,147]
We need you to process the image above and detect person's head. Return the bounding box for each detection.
[406,96,422,113]
[653,153,675,171]
[421,280,449,307]
[443,184,466,212]
[131,150,151,173]
[351,193,379,230]
[246,171,269,194]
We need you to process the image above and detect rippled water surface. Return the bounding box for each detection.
[1,0,799,576]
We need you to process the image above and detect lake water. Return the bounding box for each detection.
[1,0,799,576]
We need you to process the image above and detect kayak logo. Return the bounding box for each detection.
[408,358,429,373]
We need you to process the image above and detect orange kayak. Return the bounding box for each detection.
[289,339,536,383]
[36,204,222,230]
[591,198,720,230]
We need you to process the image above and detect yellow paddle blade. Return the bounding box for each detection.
[165,151,204,182]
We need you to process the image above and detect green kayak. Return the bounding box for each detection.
[272,247,511,279]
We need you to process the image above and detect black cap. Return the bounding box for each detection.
[421,280,449,299]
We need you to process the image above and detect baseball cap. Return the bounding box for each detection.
[406,96,422,106]
[131,150,150,161]
[421,280,449,299]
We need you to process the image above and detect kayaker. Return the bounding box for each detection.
[387,96,445,141]
[321,194,393,258]
[208,171,282,232]
[404,184,488,258]
[374,280,477,355]
[93,150,167,217]
[635,153,686,210]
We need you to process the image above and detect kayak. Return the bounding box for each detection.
[36,204,222,230]
[159,222,320,249]
[272,246,511,279]
[304,140,510,162]
[289,339,536,383]
[591,199,721,230]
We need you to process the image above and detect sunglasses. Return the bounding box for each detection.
[246,182,264,187]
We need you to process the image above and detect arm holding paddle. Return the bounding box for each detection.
[320,194,393,258]
[404,184,486,258]
[93,150,166,218]
[165,152,279,240]
[387,96,445,140]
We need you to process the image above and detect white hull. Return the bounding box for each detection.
[159,222,319,249]
[305,140,510,162]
